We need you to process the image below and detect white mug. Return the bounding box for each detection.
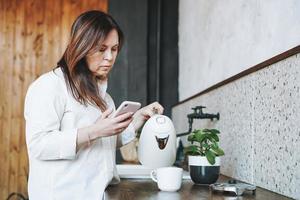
[150,167,183,192]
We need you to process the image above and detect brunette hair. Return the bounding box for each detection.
[57,10,124,111]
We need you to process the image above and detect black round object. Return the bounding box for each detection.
[189,165,220,184]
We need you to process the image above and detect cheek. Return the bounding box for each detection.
[89,64,99,72]
[86,56,103,71]
[112,52,118,62]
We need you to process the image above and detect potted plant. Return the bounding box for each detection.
[184,128,224,184]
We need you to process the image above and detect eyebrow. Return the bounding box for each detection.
[100,44,119,48]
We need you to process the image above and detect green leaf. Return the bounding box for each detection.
[211,146,225,156]
[210,133,219,142]
[187,134,195,142]
[203,129,220,134]
[184,145,200,156]
[194,132,205,143]
[186,128,224,157]
[211,142,218,149]
[202,143,209,149]
[205,150,216,165]
[210,129,220,134]
[195,129,203,134]
[203,133,213,142]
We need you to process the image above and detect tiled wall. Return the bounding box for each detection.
[172,53,300,199]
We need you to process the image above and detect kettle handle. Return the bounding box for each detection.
[150,170,157,182]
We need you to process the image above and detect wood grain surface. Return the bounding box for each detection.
[106,175,292,200]
[0,0,107,198]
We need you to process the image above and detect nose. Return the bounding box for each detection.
[103,50,113,61]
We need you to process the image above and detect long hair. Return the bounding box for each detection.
[57,10,124,111]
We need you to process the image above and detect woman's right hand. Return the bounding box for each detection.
[76,109,133,150]
[93,108,134,138]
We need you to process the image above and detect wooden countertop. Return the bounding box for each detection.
[105,175,292,200]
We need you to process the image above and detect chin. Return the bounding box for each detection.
[94,68,111,79]
[95,73,108,80]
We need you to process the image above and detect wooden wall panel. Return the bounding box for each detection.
[0,0,107,198]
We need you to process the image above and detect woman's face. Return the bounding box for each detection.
[85,29,119,79]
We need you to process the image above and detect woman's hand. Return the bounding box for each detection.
[76,109,133,150]
[92,109,134,138]
[131,102,164,131]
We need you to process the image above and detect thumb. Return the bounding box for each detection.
[101,108,113,119]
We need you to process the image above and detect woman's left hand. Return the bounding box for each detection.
[131,102,164,131]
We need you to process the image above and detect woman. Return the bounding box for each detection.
[24,10,163,200]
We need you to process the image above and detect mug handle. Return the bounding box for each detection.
[150,170,157,182]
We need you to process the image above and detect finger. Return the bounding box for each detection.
[116,117,133,129]
[114,127,127,134]
[156,105,164,114]
[114,112,134,122]
[151,102,164,114]
[115,128,124,134]
[101,108,114,119]
[150,101,158,106]
[143,109,154,118]
[111,128,123,135]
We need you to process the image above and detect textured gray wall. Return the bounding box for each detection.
[179,0,300,100]
[172,53,300,199]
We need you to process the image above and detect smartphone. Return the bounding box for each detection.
[111,101,141,118]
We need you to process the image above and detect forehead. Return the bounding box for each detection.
[101,29,119,46]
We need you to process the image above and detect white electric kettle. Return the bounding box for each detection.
[138,114,176,168]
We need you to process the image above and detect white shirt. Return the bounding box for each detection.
[24,68,135,200]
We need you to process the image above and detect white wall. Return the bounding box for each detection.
[179,0,300,100]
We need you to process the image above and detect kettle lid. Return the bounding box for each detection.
[144,114,173,133]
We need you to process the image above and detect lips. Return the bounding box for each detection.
[98,65,111,71]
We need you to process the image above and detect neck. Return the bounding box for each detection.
[96,76,108,84]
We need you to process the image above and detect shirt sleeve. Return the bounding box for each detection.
[24,75,78,160]
[116,123,136,148]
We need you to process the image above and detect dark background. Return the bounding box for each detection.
[108,0,179,118]
[108,0,178,163]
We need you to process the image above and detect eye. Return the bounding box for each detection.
[112,45,119,52]
[99,47,106,52]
